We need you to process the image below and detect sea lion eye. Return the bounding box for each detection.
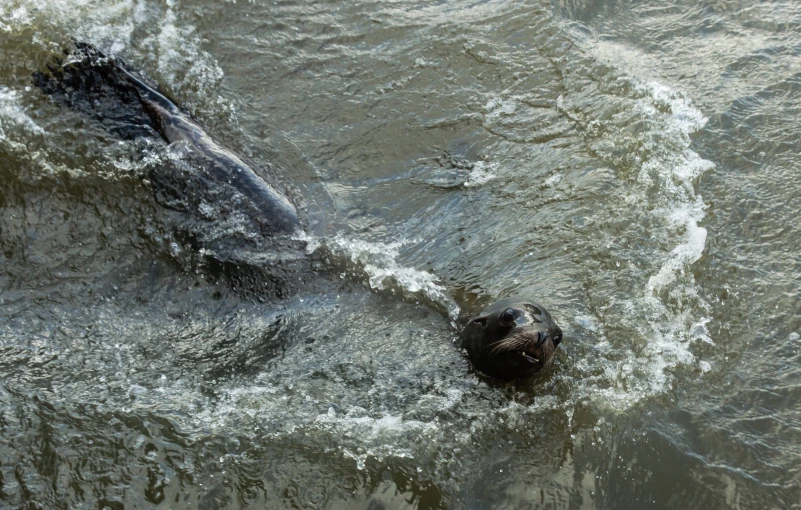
[500,308,517,324]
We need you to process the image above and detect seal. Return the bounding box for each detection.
[460,298,563,380]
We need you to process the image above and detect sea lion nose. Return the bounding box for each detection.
[552,327,563,347]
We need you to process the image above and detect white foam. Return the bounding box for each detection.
[0,5,32,30]
[4,0,224,114]
[315,411,437,442]
[690,318,714,345]
[544,172,563,187]
[635,83,714,297]
[647,82,708,133]
[633,86,715,299]
[630,80,715,393]
[559,62,717,406]
[149,376,452,469]
[484,96,517,119]
[647,215,707,292]
[1,0,140,50]
[300,234,461,320]
[463,160,498,187]
[0,87,45,139]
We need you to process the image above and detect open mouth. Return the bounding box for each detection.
[518,349,541,365]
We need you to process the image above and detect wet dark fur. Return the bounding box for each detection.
[461,298,563,380]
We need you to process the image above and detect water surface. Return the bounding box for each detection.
[1,0,800,508]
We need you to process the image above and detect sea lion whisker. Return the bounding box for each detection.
[486,336,522,352]
[489,333,533,354]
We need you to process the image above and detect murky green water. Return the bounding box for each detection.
[1,0,800,508]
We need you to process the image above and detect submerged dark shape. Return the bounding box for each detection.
[33,42,300,235]
[460,298,563,380]
[33,42,309,300]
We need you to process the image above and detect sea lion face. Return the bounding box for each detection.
[460,298,563,380]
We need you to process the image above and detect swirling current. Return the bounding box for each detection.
[1,0,800,508]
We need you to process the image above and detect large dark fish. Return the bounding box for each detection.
[33,42,300,236]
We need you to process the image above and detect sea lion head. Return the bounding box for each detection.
[460,298,562,380]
